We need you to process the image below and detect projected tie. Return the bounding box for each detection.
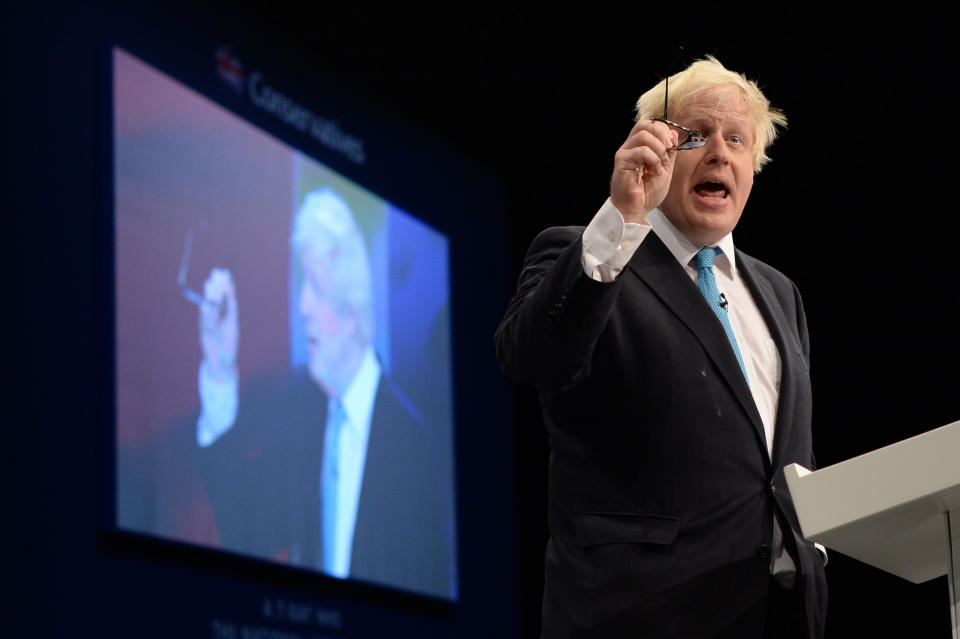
[694,247,749,385]
[321,401,347,572]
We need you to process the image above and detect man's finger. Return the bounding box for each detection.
[624,130,672,163]
[616,146,669,176]
[624,119,674,153]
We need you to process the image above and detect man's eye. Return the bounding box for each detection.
[729,135,742,144]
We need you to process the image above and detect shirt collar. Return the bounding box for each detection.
[647,208,737,279]
[333,345,381,433]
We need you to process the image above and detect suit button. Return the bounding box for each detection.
[770,479,777,494]
[756,543,770,559]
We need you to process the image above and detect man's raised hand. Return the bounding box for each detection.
[610,119,678,224]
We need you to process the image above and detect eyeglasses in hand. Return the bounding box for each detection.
[651,72,706,151]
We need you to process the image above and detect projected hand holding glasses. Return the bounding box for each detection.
[199,267,239,382]
[178,187,456,596]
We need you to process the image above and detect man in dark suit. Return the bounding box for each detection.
[196,188,455,599]
[495,57,826,638]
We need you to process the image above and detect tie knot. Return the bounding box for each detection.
[694,246,721,271]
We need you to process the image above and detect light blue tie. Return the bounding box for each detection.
[694,247,749,386]
[321,401,346,571]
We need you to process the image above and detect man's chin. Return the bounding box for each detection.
[663,201,735,239]
[686,220,738,247]
[307,366,330,392]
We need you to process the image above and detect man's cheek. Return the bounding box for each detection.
[318,311,344,338]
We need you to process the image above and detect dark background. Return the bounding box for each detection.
[5,3,959,637]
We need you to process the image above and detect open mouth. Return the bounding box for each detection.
[694,180,729,200]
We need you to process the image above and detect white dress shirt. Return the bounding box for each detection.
[196,360,239,447]
[322,345,380,578]
[196,344,383,577]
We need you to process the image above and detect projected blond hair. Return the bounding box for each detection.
[635,55,787,173]
[291,188,374,343]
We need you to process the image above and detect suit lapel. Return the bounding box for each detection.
[628,233,766,448]
[735,252,801,469]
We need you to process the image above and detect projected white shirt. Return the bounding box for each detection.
[196,342,382,577]
[322,345,380,578]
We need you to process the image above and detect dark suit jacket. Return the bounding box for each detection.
[495,227,827,638]
[199,369,456,600]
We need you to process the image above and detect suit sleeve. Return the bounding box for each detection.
[494,226,625,391]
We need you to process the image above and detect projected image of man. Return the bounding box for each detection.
[293,190,378,578]
[195,188,453,597]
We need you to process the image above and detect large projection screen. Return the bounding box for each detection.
[112,47,458,601]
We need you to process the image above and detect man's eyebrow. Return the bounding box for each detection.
[685,115,751,133]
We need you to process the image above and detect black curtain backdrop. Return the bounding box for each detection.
[6,3,959,637]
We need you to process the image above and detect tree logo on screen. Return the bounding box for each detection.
[215,45,245,94]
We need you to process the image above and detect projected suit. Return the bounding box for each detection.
[496,58,826,638]
[198,367,453,598]
[195,188,455,599]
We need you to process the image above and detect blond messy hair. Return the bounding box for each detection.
[635,55,787,173]
[291,188,374,343]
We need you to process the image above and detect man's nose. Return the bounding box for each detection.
[703,135,730,165]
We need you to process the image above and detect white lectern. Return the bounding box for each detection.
[784,419,960,638]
